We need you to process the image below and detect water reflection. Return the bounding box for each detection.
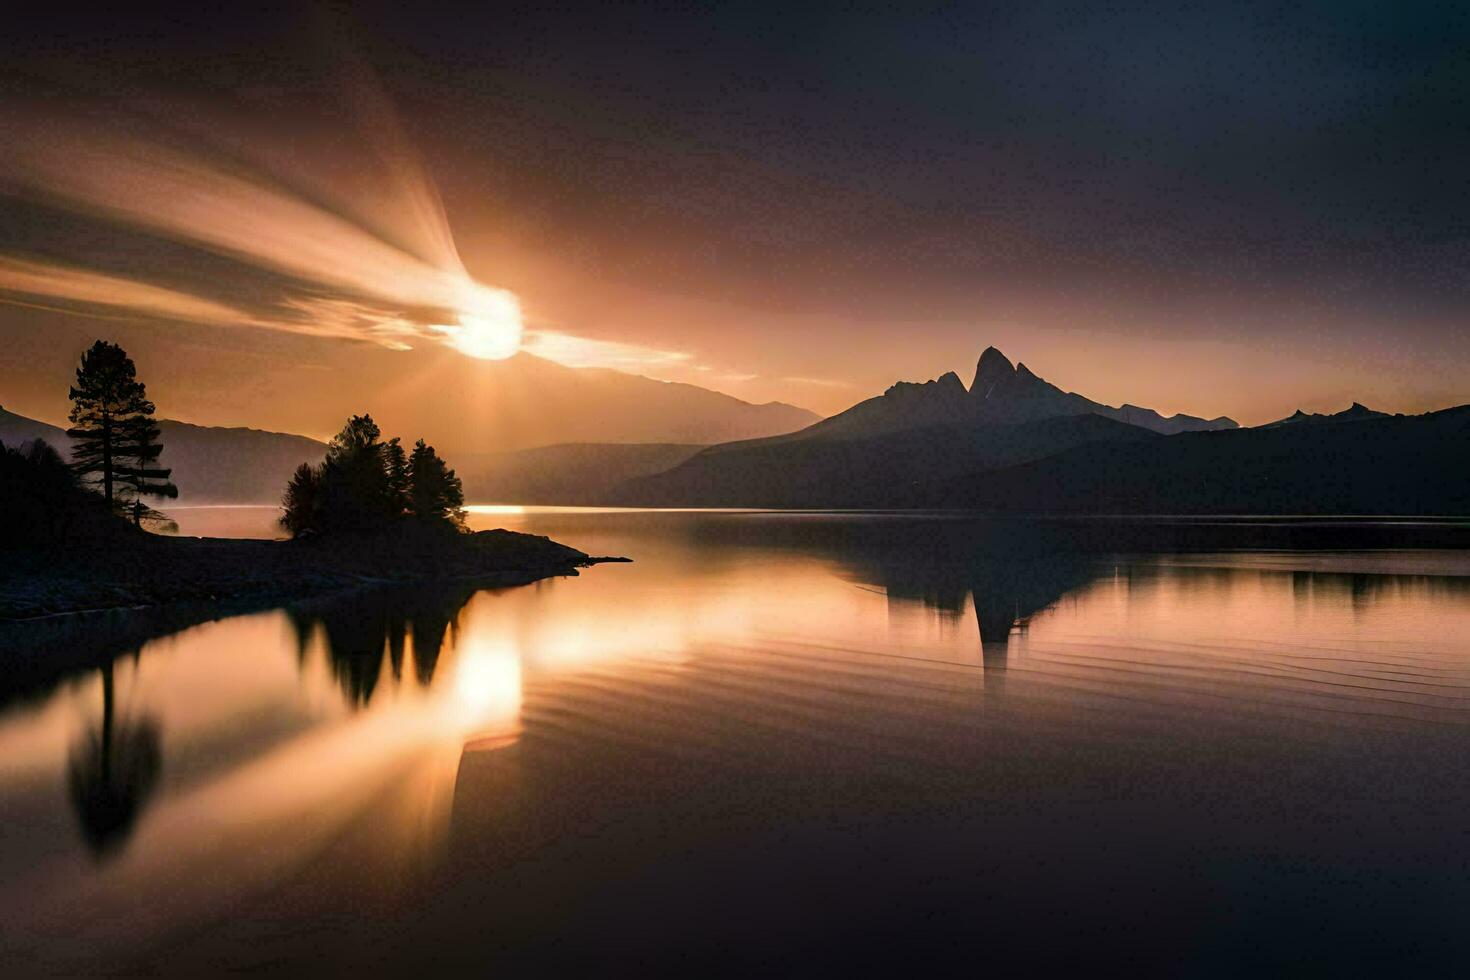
[4,510,1470,972]
[285,586,477,705]
[67,658,162,858]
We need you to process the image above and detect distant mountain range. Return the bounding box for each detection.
[388,352,820,453]
[614,346,1237,507]
[612,346,1468,514]
[454,443,704,504]
[786,346,1236,444]
[2,405,704,507]
[1260,402,1387,428]
[1,406,326,505]
[615,413,1160,508]
[914,404,1470,515]
[7,342,1467,516]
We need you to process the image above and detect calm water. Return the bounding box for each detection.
[5,507,1470,975]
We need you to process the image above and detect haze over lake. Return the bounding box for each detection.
[6,507,1470,973]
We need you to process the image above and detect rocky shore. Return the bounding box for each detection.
[1,525,621,622]
[0,525,627,705]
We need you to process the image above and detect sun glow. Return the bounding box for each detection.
[441,284,524,360]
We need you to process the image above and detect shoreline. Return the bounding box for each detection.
[0,526,627,706]
[2,526,624,622]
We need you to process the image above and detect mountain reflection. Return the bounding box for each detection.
[286,586,478,707]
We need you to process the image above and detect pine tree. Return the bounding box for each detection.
[276,416,467,538]
[408,439,465,527]
[280,462,323,537]
[116,414,178,526]
[318,414,393,532]
[384,437,410,518]
[67,341,155,509]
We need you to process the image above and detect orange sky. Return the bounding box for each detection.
[2,5,1469,437]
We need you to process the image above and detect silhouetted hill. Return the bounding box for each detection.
[252,350,822,454]
[154,421,325,504]
[918,405,1470,515]
[0,406,328,504]
[455,443,704,504]
[615,413,1160,507]
[1260,402,1388,428]
[0,435,135,549]
[0,404,68,450]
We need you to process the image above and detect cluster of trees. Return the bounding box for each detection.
[4,339,466,545]
[67,340,177,526]
[280,414,465,537]
[0,437,116,547]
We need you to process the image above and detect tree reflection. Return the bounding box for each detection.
[286,586,476,707]
[66,658,162,859]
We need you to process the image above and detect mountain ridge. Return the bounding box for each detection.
[610,344,1244,507]
[1260,402,1389,428]
[916,404,1470,515]
[1,406,326,505]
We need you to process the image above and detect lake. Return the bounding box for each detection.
[5,507,1470,975]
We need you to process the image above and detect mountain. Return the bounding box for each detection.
[455,443,704,504]
[0,405,67,450]
[4,338,821,457]
[453,354,819,451]
[153,421,326,504]
[792,347,1235,444]
[917,405,1470,515]
[614,414,1161,508]
[1260,402,1388,428]
[374,352,820,453]
[151,347,819,455]
[610,345,1235,507]
[0,406,326,505]
[967,346,1237,434]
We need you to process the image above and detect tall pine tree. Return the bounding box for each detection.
[67,341,163,513]
[116,413,178,526]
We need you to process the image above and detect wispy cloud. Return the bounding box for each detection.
[0,254,429,348]
[0,90,744,381]
[521,331,693,371]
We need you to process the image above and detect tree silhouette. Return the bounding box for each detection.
[67,341,154,509]
[66,659,162,858]
[116,413,178,527]
[280,462,323,537]
[66,340,177,527]
[384,436,410,517]
[0,437,119,546]
[408,438,466,526]
[279,415,467,537]
[318,414,394,532]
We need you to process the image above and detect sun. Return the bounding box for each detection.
[447,285,523,360]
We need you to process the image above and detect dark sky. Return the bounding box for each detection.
[2,1,1468,425]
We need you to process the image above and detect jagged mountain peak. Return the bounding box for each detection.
[777,345,1237,443]
[971,346,1016,397]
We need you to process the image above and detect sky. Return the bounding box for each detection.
[2,1,1469,431]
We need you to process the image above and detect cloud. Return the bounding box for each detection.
[521,331,692,371]
[0,91,729,381]
[0,254,434,348]
[0,88,522,359]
